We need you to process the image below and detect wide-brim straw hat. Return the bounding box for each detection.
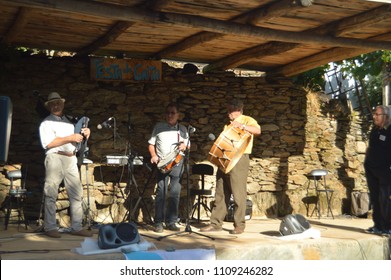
[45,92,65,107]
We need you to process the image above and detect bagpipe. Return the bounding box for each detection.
[63,114,90,166]
[73,116,90,166]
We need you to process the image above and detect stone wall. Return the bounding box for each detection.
[0,55,370,226]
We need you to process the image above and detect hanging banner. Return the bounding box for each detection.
[90,58,162,82]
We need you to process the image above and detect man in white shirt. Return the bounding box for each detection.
[39,92,92,238]
[148,102,189,233]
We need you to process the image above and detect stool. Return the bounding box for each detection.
[309,169,334,219]
[4,169,28,229]
[190,164,214,223]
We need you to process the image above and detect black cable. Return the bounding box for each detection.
[0,248,70,254]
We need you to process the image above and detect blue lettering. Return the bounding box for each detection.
[134,64,161,81]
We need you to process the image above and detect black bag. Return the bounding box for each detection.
[225,199,253,222]
[351,191,370,217]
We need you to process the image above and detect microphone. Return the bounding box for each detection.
[208,133,216,141]
[188,125,196,134]
[97,117,114,129]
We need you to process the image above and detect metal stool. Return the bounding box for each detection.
[309,169,334,219]
[4,169,28,229]
[190,164,214,223]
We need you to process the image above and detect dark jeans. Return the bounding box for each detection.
[154,161,184,226]
[364,164,391,231]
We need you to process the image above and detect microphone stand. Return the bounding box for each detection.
[123,113,157,240]
[157,125,214,241]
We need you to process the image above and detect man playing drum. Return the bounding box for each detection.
[201,99,261,234]
[148,102,189,233]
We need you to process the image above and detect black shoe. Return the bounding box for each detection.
[166,224,180,231]
[154,224,164,233]
[365,226,382,234]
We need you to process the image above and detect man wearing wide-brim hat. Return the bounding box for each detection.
[44,92,65,107]
[39,92,92,238]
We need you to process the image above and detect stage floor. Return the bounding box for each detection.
[0,216,390,260]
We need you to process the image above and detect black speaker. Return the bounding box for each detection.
[0,96,12,164]
[279,214,311,236]
[98,222,140,249]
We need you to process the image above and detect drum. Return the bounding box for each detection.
[208,125,251,173]
[157,149,184,173]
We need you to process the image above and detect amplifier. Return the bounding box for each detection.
[105,155,144,165]
[105,155,128,165]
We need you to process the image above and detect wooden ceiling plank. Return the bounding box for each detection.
[326,4,391,36]
[204,4,391,73]
[2,0,389,50]
[77,21,135,56]
[153,0,309,59]
[1,7,31,44]
[203,42,299,73]
[76,0,172,56]
[269,32,391,77]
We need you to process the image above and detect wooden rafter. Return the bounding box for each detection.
[269,32,391,77]
[77,0,171,56]
[1,7,31,44]
[152,0,311,59]
[204,4,391,74]
[1,0,390,51]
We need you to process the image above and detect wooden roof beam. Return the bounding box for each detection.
[153,0,311,59]
[268,32,391,77]
[203,4,391,73]
[1,7,31,44]
[76,0,171,56]
[1,0,391,52]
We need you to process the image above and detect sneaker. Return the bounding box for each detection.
[70,229,93,237]
[166,224,180,231]
[154,223,164,233]
[45,229,61,238]
[365,226,382,234]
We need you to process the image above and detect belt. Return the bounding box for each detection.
[56,151,76,157]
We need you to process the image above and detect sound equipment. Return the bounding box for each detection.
[224,199,253,222]
[279,214,311,236]
[0,96,12,164]
[208,124,251,173]
[104,155,144,166]
[98,222,140,249]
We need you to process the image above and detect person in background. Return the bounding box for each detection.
[39,92,92,238]
[364,105,391,236]
[148,102,189,233]
[201,99,261,234]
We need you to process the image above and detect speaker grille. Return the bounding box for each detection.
[98,222,140,249]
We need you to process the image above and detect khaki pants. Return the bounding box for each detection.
[209,154,249,229]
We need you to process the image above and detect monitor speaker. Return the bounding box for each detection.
[98,222,140,249]
[0,96,12,164]
[279,214,311,236]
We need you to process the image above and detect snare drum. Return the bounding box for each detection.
[208,125,251,173]
[157,150,184,173]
